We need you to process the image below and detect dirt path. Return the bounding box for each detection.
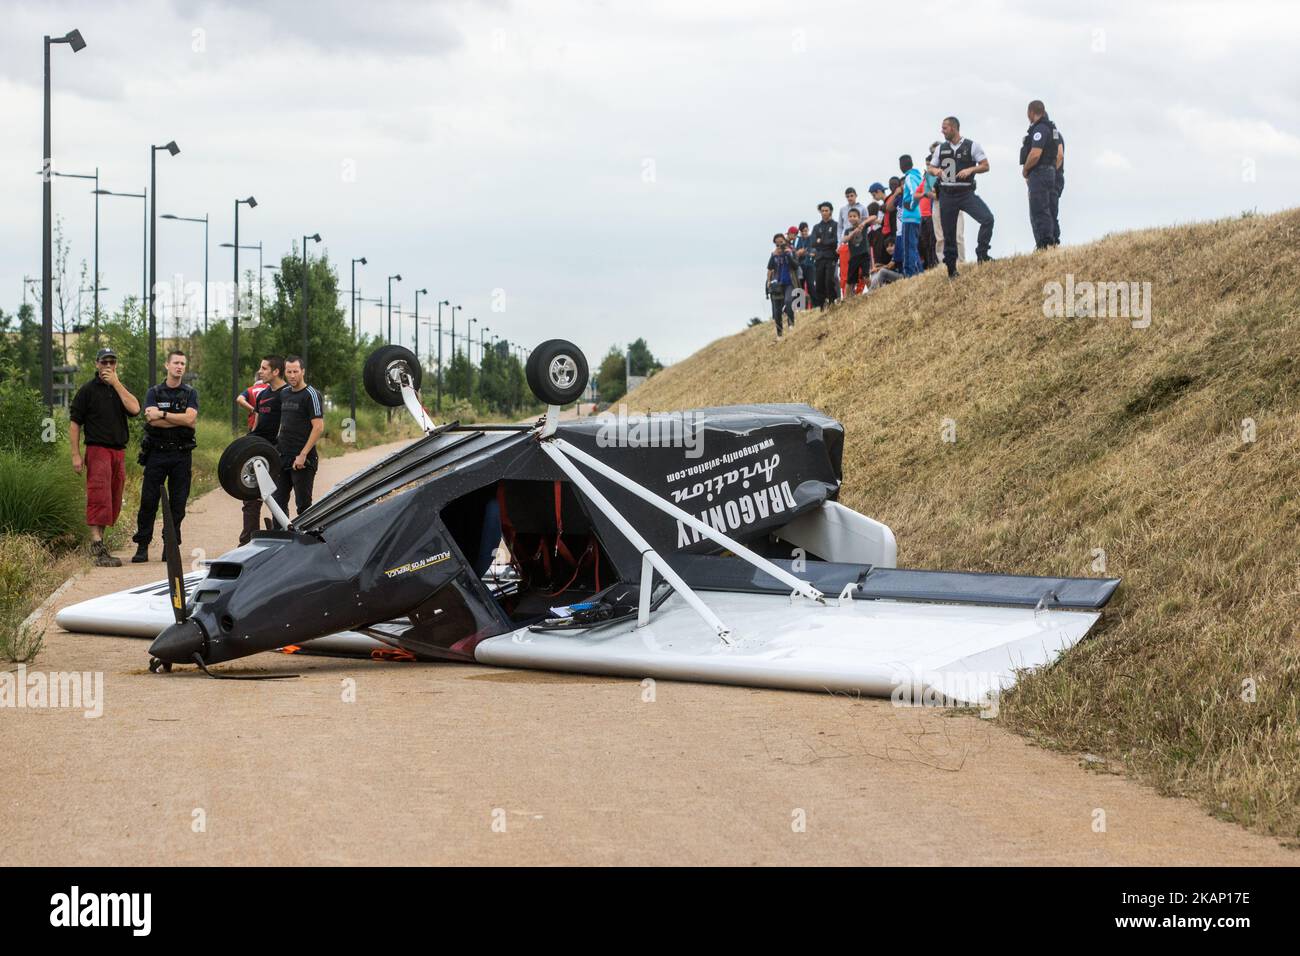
[2,440,1293,865]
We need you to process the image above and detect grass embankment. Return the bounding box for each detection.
[628,208,1300,840]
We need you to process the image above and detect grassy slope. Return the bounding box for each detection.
[629,209,1300,839]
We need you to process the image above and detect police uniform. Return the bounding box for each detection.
[1048,120,1064,244]
[132,380,198,556]
[1020,115,1059,249]
[929,137,995,274]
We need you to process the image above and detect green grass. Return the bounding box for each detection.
[0,451,84,549]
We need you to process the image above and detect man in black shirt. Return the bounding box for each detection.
[1021,99,1059,250]
[69,347,141,566]
[132,350,199,562]
[810,202,840,312]
[273,355,325,520]
[239,354,289,545]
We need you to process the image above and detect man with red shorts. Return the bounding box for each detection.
[69,347,141,566]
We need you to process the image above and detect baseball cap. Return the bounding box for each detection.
[95,347,118,362]
[786,226,798,235]
[868,182,885,193]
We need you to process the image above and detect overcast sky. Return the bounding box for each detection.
[3,0,1299,369]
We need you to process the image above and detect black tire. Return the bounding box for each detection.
[526,339,588,406]
[218,435,281,502]
[364,345,422,408]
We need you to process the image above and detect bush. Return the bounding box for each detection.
[0,533,51,662]
[0,365,56,457]
[0,451,84,549]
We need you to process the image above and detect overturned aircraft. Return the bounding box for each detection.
[57,340,1119,703]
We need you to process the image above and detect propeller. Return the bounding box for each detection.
[148,478,297,680]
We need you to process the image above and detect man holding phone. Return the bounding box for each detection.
[69,347,142,567]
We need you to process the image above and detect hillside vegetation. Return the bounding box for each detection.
[629,209,1300,840]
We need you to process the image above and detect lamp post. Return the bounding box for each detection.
[147,140,180,385]
[435,299,449,412]
[449,304,462,400]
[93,187,147,322]
[386,274,402,343]
[161,212,208,335]
[219,240,262,327]
[231,195,257,433]
[350,257,367,425]
[299,232,320,364]
[413,289,427,363]
[479,324,490,402]
[42,27,86,409]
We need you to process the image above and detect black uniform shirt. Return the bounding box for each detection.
[143,382,199,445]
[69,377,136,449]
[1022,118,1058,170]
[276,384,323,460]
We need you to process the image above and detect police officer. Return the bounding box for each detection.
[1020,99,1059,250]
[132,349,198,562]
[926,116,995,278]
[1048,117,1065,245]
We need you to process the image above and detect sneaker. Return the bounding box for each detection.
[90,540,122,568]
[947,268,960,279]
[131,544,149,563]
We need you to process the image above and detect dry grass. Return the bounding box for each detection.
[630,208,1300,839]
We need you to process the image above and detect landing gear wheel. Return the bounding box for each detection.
[217,435,282,502]
[526,339,588,406]
[364,345,422,407]
[148,657,172,674]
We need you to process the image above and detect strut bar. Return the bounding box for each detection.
[539,440,734,645]
[549,436,825,605]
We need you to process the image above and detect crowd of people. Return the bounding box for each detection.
[764,104,1064,336]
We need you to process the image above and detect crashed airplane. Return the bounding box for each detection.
[57,339,1119,703]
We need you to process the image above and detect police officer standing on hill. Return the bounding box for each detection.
[132,349,199,562]
[926,116,994,278]
[1021,99,1060,250]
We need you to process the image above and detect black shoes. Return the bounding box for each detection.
[131,544,149,563]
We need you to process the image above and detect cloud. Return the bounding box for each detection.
[1094,149,1133,170]
[1166,106,1300,158]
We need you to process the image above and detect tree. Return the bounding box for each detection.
[594,338,663,404]
[254,246,352,394]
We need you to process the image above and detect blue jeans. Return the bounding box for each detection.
[899,221,922,277]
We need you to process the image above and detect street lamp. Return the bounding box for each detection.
[231,195,257,433]
[350,256,367,425]
[162,212,208,335]
[479,324,490,403]
[94,187,147,322]
[449,304,462,400]
[386,274,402,344]
[219,240,263,322]
[435,298,449,411]
[42,27,86,409]
[413,288,427,364]
[147,140,180,384]
[301,233,320,364]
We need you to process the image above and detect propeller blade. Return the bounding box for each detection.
[159,478,187,625]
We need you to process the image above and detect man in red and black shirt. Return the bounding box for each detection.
[69,347,141,566]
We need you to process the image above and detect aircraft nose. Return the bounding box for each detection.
[149,619,206,664]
